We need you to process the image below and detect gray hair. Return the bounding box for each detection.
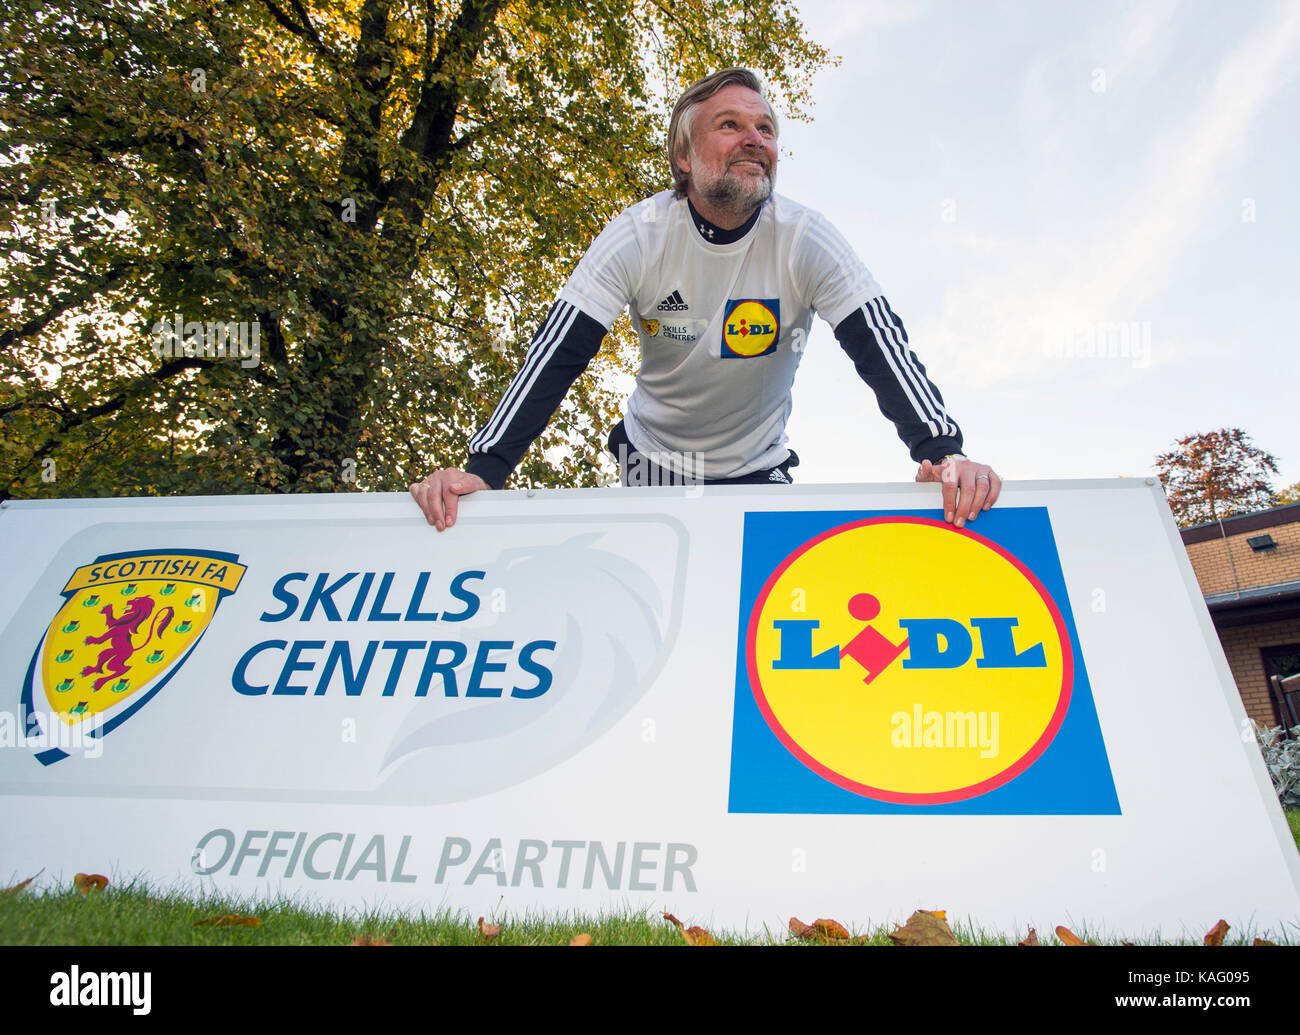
[667,68,778,198]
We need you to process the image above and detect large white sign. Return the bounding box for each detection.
[1,481,1296,937]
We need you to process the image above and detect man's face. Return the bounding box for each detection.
[679,84,778,214]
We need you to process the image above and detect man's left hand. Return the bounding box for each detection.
[916,455,1001,528]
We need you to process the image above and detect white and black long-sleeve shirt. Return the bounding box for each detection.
[467,190,962,488]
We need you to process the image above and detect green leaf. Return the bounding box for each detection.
[0,0,831,498]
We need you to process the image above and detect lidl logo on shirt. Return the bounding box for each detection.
[722,299,779,358]
[728,510,1119,814]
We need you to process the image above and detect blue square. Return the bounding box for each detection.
[721,298,780,358]
[728,507,1121,814]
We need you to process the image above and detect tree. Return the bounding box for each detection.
[1153,428,1280,527]
[1276,481,1300,507]
[0,0,831,498]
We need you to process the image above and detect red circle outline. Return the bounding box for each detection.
[724,301,778,355]
[744,516,1074,804]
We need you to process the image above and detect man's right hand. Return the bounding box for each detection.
[409,468,490,531]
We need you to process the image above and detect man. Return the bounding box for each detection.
[411,68,1000,529]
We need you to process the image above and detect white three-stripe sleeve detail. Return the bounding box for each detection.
[800,220,880,325]
[564,220,639,324]
[878,296,959,439]
[868,295,958,437]
[863,297,950,439]
[470,301,580,452]
[583,219,636,270]
[861,297,935,436]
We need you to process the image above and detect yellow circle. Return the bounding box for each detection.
[724,301,778,356]
[749,519,1068,801]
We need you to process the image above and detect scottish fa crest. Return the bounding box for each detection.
[19,549,246,765]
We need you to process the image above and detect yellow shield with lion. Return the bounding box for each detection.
[30,550,246,740]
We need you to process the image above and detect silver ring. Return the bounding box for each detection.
[976,474,990,481]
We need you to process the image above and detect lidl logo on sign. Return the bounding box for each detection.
[729,510,1119,813]
[721,298,779,358]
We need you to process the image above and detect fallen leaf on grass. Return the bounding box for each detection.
[1055,925,1088,946]
[1,873,39,897]
[478,917,502,941]
[889,910,959,946]
[663,912,717,946]
[569,933,593,946]
[1253,938,1275,946]
[73,873,108,894]
[192,914,262,927]
[789,917,851,943]
[1019,929,1039,946]
[1203,919,1229,946]
[350,934,390,946]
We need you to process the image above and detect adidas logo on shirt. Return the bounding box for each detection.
[657,290,688,312]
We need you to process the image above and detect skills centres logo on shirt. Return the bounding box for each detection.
[729,510,1119,814]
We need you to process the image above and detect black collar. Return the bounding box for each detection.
[688,199,762,244]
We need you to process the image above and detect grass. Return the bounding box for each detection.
[0,883,1289,946]
[0,880,706,946]
[4,809,1297,947]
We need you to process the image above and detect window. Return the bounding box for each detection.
[1261,642,1300,728]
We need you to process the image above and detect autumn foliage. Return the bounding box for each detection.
[889,910,959,947]
[0,876,1279,946]
[1,0,831,499]
[1154,428,1280,527]
[73,873,109,894]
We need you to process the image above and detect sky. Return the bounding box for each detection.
[772,0,1300,489]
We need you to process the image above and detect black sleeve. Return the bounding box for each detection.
[832,297,963,464]
[465,300,608,489]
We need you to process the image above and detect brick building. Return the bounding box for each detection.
[1181,502,1300,727]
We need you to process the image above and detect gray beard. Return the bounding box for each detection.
[696,166,773,215]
